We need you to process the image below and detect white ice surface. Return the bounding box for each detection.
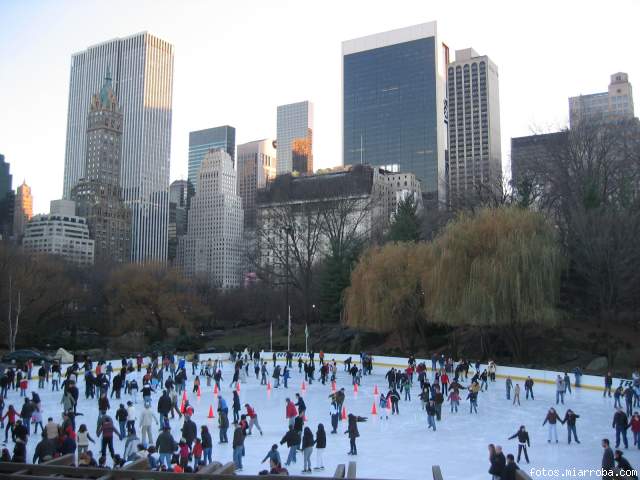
[6,359,640,479]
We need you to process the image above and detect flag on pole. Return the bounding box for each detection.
[305,323,309,353]
[287,306,291,351]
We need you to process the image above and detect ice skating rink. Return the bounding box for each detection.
[9,356,639,479]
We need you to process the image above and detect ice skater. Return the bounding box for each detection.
[508,425,530,464]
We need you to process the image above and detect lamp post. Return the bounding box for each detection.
[283,225,292,350]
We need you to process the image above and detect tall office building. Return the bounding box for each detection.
[447,48,502,199]
[23,200,95,266]
[0,154,13,239]
[342,22,449,204]
[510,132,568,187]
[276,101,313,176]
[569,73,635,128]
[63,32,174,262]
[13,181,32,240]
[237,139,277,229]
[188,126,236,192]
[178,150,244,288]
[71,72,131,264]
[168,179,190,263]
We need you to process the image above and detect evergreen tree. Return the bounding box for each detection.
[387,195,420,243]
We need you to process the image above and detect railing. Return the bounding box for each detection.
[0,457,443,479]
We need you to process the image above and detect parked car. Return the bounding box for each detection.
[2,349,53,365]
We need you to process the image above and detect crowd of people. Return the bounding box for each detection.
[0,349,637,479]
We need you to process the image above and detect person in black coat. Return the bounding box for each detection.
[181,415,197,447]
[614,450,637,479]
[488,444,505,480]
[502,454,520,480]
[612,408,629,449]
[157,391,172,424]
[12,438,26,463]
[508,425,530,464]
[345,414,367,455]
[315,423,326,470]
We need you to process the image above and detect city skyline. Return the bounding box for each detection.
[1,0,639,213]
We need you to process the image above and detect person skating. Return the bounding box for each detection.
[244,404,263,436]
[561,409,581,444]
[543,407,560,443]
[330,401,340,433]
[602,438,614,472]
[513,384,521,406]
[426,401,437,431]
[631,412,640,449]
[448,389,460,413]
[508,425,530,464]
[488,444,505,480]
[232,425,245,471]
[280,425,300,466]
[387,388,400,415]
[285,398,298,427]
[261,444,281,466]
[612,407,630,449]
[77,423,95,457]
[555,375,566,405]
[604,372,613,397]
[301,426,314,473]
[139,403,158,446]
[345,413,366,455]
[502,454,520,480]
[155,426,177,468]
[505,377,512,400]
[232,391,241,425]
[314,423,326,470]
[524,377,534,400]
[96,414,120,460]
[467,388,479,414]
[614,450,637,479]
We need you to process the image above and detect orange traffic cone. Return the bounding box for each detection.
[331,381,336,393]
[373,385,379,395]
[353,383,358,393]
[386,397,392,410]
[267,382,272,392]
[371,401,377,415]
[208,405,215,419]
[301,381,306,392]
[236,382,241,393]
[341,406,347,420]
[197,386,201,398]
[180,400,186,414]
[213,383,219,395]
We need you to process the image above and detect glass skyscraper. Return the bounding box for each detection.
[188,126,236,192]
[276,101,313,176]
[63,32,174,262]
[342,22,448,203]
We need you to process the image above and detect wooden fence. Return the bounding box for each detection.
[0,454,447,479]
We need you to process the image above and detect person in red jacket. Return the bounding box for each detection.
[192,438,203,470]
[441,372,450,396]
[631,412,640,448]
[285,399,298,428]
[245,403,263,436]
[2,405,17,442]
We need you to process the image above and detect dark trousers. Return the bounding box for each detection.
[101,437,115,458]
[349,437,357,455]
[616,427,629,448]
[517,444,529,463]
[331,414,339,433]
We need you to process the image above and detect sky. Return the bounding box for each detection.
[0,0,638,214]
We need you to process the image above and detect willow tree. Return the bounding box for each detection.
[343,242,432,349]
[426,207,561,360]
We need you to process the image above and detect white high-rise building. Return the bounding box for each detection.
[62,32,174,262]
[178,149,244,288]
[276,101,313,176]
[22,200,95,266]
[569,72,635,127]
[447,48,502,198]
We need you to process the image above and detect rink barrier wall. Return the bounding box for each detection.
[256,352,629,392]
[23,351,626,393]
